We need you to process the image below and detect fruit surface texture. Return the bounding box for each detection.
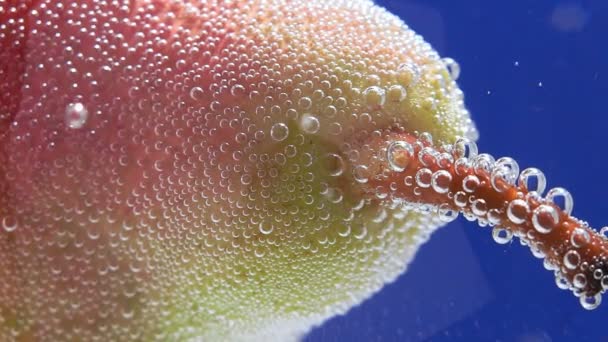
[0,0,474,340]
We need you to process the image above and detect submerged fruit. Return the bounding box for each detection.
[1,0,603,341]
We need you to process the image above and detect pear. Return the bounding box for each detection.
[1,1,603,341]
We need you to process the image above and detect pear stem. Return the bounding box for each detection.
[361,131,608,309]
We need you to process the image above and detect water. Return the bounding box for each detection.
[307,1,608,341]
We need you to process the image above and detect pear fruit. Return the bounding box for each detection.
[1,0,478,340]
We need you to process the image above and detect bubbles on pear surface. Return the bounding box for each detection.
[64,103,88,129]
[1,215,18,233]
[0,0,480,339]
[270,122,290,142]
[299,114,320,134]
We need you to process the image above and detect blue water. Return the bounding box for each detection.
[307,1,608,341]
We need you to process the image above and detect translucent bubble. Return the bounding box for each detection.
[386,141,414,172]
[442,57,461,80]
[518,168,547,195]
[507,199,529,224]
[573,273,587,288]
[546,187,573,216]
[386,84,407,102]
[580,293,602,310]
[415,168,432,188]
[472,199,488,217]
[570,227,590,248]
[431,170,452,194]
[270,123,289,141]
[64,102,88,129]
[438,203,458,223]
[452,137,478,159]
[563,250,581,270]
[492,227,513,244]
[189,86,205,101]
[230,84,245,97]
[487,209,502,226]
[491,157,519,192]
[324,153,345,177]
[353,165,370,184]
[532,204,559,234]
[362,86,386,107]
[299,114,320,134]
[259,221,274,235]
[462,175,480,193]
[600,226,608,240]
[453,191,468,208]
[397,62,421,86]
[2,215,18,232]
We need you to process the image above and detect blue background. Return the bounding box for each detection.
[306,1,608,341]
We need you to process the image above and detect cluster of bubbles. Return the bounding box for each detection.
[381,133,607,310]
[0,0,477,340]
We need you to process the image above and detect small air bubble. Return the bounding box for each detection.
[386,141,414,172]
[563,250,581,270]
[2,215,18,232]
[270,123,289,141]
[438,203,459,223]
[546,187,573,216]
[570,228,590,248]
[462,175,480,193]
[492,227,513,244]
[415,168,432,188]
[442,57,461,80]
[299,114,320,134]
[518,168,547,195]
[189,86,205,101]
[507,199,529,224]
[353,165,370,184]
[431,170,452,194]
[580,293,602,310]
[65,102,88,129]
[532,204,559,234]
[324,153,345,177]
[452,137,478,159]
[362,86,386,107]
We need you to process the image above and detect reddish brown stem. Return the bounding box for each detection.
[362,132,608,304]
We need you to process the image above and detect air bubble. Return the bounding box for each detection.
[362,86,386,107]
[563,250,581,270]
[570,228,590,248]
[386,85,407,102]
[442,57,461,80]
[65,103,88,129]
[532,204,559,234]
[353,165,370,184]
[189,86,204,101]
[492,227,513,244]
[438,203,458,223]
[507,199,529,224]
[462,175,480,193]
[2,215,18,232]
[324,153,345,177]
[270,123,289,141]
[491,157,519,192]
[415,168,432,188]
[299,114,320,134]
[518,168,547,195]
[546,187,573,216]
[580,293,602,310]
[452,137,478,159]
[386,141,414,172]
[259,222,274,235]
[573,273,587,288]
[472,199,488,217]
[431,170,452,194]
